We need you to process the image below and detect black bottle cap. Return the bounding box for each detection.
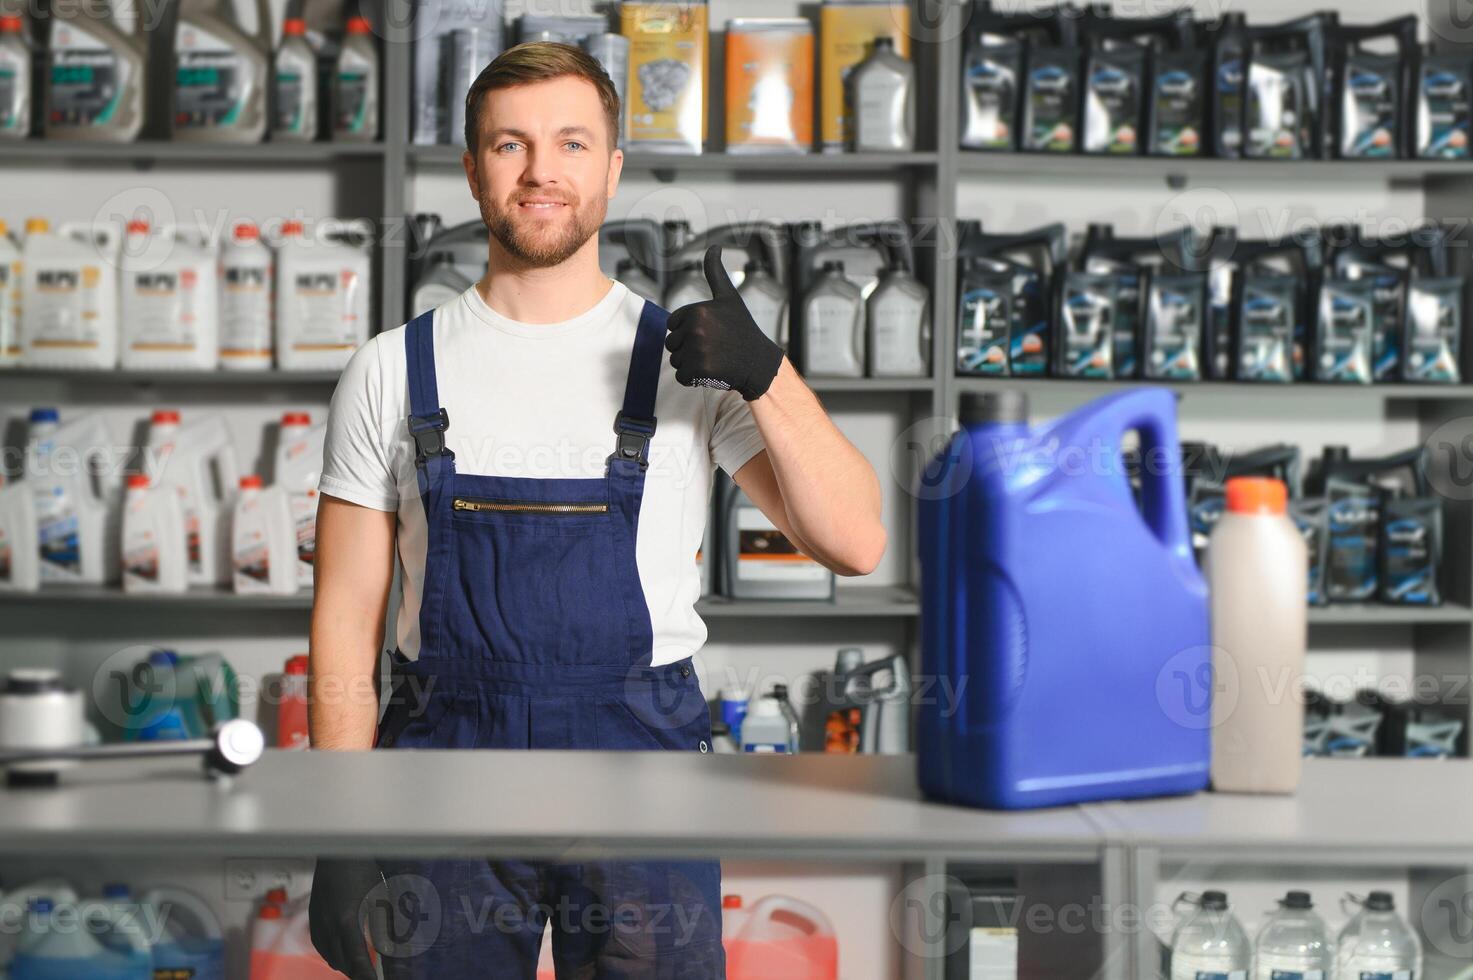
[1366,891,1395,911]
[960,390,1029,426]
[1282,891,1313,910]
[1322,446,1351,464]
[772,684,789,700]
[1200,891,1229,911]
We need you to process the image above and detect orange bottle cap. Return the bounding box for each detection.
[1225,476,1288,515]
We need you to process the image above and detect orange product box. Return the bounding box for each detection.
[725,18,814,153]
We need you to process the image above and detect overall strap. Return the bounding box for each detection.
[404,309,455,492]
[610,301,669,470]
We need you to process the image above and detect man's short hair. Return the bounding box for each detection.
[464,41,622,154]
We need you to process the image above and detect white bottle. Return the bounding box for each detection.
[275,218,373,371]
[0,218,21,367]
[867,263,931,377]
[801,261,864,377]
[849,36,915,152]
[121,473,188,594]
[1335,892,1420,980]
[275,411,323,588]
[219,221,274,370]
[232,475,297,595]
[332,16,378,141]
[119,220,220,370]
[0,476,40,591]
[0,13,30,140]
[411,253,474,318]
[664,261,711,310]
[1169,891,1249,980]
[737,260,788,349]
[1207,476,1307,794]
[27,407,120,585]
[739,697,793,754]
[20,218,121,370]
[146,410,241,587]
[271,17,318,142]
[1253,891,1330,980]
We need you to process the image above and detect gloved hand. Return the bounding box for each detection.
[309,858,384,980]
[664,245,784,401]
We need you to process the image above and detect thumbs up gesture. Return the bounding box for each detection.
[664,245,784,402]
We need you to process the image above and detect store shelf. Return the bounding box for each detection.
[957,151,1473,184]
[1308,603,1472,626]
[4,369,343,387]
[0,140,387,166]
[409,144,939,176]
[696,585,918,618]
[952,375,1473,402]
[805,377,936,394]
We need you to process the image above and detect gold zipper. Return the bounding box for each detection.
[453,498,608,515]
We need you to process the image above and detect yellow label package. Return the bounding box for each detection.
[621,2,709,153]
[726,18,815,153]
[819,0,910,151]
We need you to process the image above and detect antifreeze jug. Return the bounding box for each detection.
[724,894,838,980]
[9,897,152,980]
[919,388,1210,809]
[140,886,225,980]
[146,409,241,587]
[169,0,272,142]
[44,0,150,141]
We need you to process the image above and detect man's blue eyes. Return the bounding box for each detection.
[497,142,586,152]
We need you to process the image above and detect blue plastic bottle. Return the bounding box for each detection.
[918,388,1211,809]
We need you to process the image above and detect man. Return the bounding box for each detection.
[308,42,885,979]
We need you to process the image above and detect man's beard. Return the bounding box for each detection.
[480,186,607,268]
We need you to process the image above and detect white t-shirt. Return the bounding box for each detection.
[319,280,767,666]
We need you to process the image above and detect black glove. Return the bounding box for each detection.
[664,245,784,401]
[309,858,384,980]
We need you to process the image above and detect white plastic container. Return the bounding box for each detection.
[146,410,241,587]
[1206,476,1308,794]
[275,411,323,588]
[275,218,372,371]
[1335,892,1421,980]
[121,473,188,594]
[739,697,793,753]
[270,17,318,142]
[0,477,40,591]
[1169,891,1250,980]
[27,408,122,585]
[331,17,379,141]
[20,218,120,370]
[219,221,275,370]
[0,14,31,140]
[866,263,930,377]
[232,475,297,595]
[801,261,864,378]
[1252,891,1331,980]
[119,220,220,370]
[139,885,226,980]
[9,897,152,980]
[0,219,21,367]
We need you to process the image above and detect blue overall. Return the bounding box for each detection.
[373,302,725,979]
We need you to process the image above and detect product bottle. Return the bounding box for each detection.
[271,17,318,142]
[0,477,41,592]
[410,252,475,318]
[1207,476,1307,793]
[615,258,660,305]
[332,16,379,142]
[20,218,122,370]
[274,218,373,371]
[147,410,241,587]
[664,260,711,310]
[0,14,30,139]
[275,411,323,588]
[739,696,794,754]
[118,220,220,371]
[1335,892,1421,979]
[1169,891,1250,980]
[232,475,297,595]
[277,654,309,749]
[1252,891,1331,980]
[718,688,749,744]
[121,473,188,594]
[771,683,801,753]
[867,262,931,377]
[849,36,915,152]
[736,259,788,349]
[219,221,274,370]
[801,261,865,377]
[0,219,20,367]
[44,0,147,142]
[171,0,271,142]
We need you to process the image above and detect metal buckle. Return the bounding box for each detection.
[612,413,657,469]
[407,408,451,466]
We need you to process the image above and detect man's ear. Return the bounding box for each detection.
[463,149,479,204]
[607,147,624,200]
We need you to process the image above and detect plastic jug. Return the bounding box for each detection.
[275,412,324,587]
[736,259,788,350]
[866,261,930,377]
[27,408,122,585]
[1169,891,1250,980]
[233,475,297,595]
[44,0,148,141]
[248,894,347,980]
[20,219,121,369]
[919,388,1210,809]
[0,14,30,140]
[1335,892,1421,979]
[0,220,19,367]
[9,898,152,980]
[270,16,317,141]
[275,218,372,371]
[119,220,220,370]
[411,253,474,318]
[800,261,865,377]
[1252,891,1331,980]
[277,654,309,748]
[219,221,274,370]
[140,886,225,980]
[724,894,838,980]
[170,0,270,141]
[121,473,188,594]
[146,410,241,587]
[331,17,379,141]
[0,880,78,971]
[0,477,40,592]
[954,222,1068,377]
[120,649,207,741]
[1207,477,1307,794]
[721,476,834,601]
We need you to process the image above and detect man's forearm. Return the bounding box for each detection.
[747,358,886,575]
[308,612,384,750]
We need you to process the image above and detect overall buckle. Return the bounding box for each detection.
[408,408,452,467]
[611,413,657,469]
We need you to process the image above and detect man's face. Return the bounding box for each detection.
[464,75,622,268]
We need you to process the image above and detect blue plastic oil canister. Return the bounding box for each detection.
[918,388,1211,809]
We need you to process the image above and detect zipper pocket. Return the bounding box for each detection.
[453,497,608,515]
